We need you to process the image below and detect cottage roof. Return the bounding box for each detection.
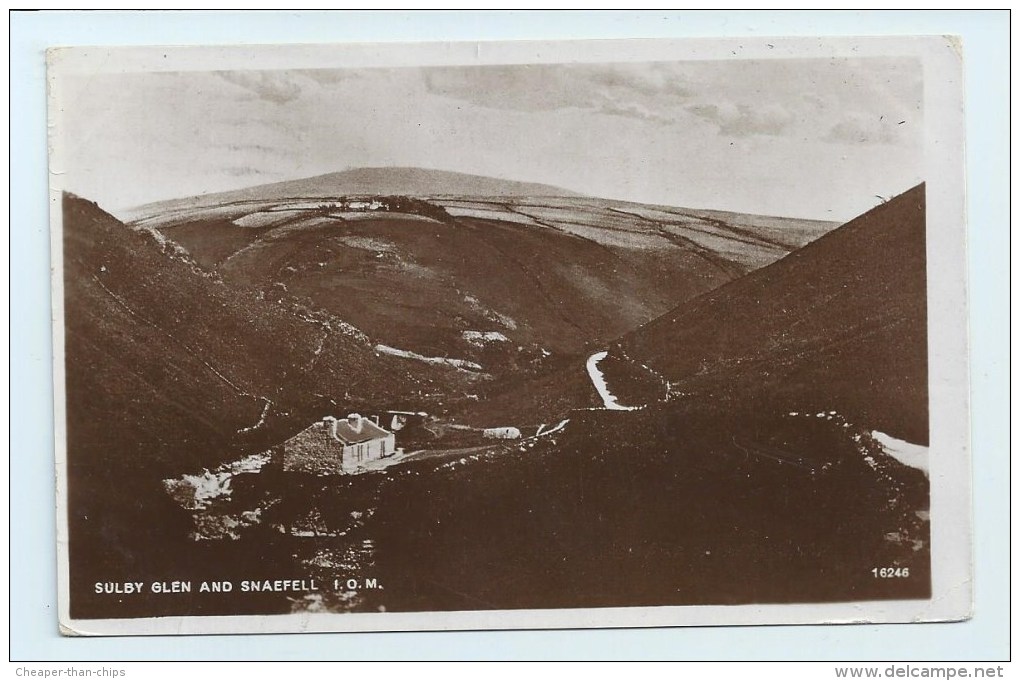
[329,417,391,445]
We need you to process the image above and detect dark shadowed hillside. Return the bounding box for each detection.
[614,184,928,443]
[361,404,930,612]
[62,194,442,473]
[61,193,453,616]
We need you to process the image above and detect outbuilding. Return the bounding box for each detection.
[483,426,521,440]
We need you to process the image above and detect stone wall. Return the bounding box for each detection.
[281,422,345,475]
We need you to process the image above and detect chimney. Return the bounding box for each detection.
[347,413,363,432]
[322,416,340,440]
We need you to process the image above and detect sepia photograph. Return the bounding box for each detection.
[47,36,971,636]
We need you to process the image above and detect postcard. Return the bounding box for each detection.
[47,36,970,635]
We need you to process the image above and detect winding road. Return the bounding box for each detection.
[585,351,640,411]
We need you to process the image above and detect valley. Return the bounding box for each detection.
[59,168,930,619]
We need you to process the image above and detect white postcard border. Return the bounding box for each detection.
[47,35,971,637]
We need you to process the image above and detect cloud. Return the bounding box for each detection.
[586,62,690,99]
[220,165,268,177]
[825,113,906,145]
[423,65,588,112]
[214,71,303,104]
[217,142,282,155]
[594,99,676,126]
[687,102,794,137]
[421,62,690,122]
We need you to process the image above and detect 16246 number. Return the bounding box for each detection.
[872,567,910,578]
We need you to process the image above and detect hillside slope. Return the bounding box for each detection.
[613,184,928,443]
[126,188,835,363]
[61,193,455,615]
[62,193,438,475]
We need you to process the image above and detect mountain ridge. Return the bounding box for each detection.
[127,167,585,219]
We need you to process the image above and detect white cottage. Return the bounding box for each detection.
[279,413,396,475]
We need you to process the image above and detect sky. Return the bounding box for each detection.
[54,56,924,221]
